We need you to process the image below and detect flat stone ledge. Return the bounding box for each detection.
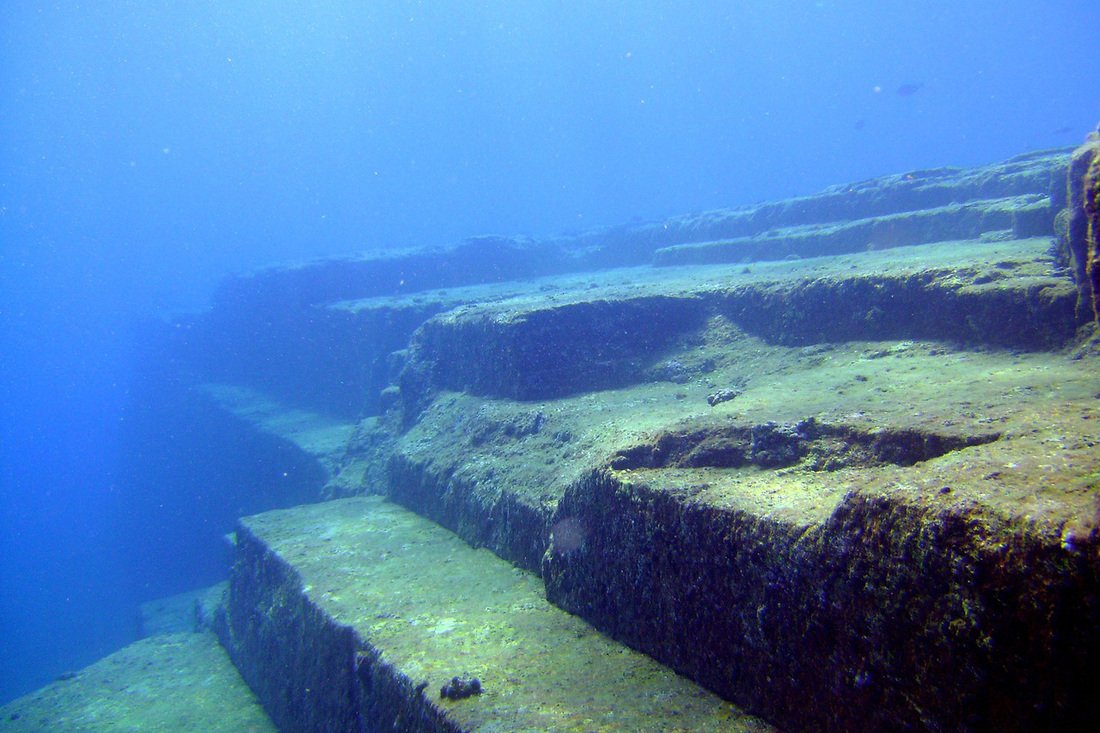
[220,497,775,733]
[652,195,1049,267]
[0,633,275,733]
[399,238,1078,416]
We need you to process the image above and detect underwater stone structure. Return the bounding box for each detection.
[197,147,1099,732]
[1072,129,1100,324]
[12,145,1098,731]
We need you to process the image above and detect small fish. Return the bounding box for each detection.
[1052,126,1073,135]
[896,82,924,97]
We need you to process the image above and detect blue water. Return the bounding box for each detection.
[1,0,1096,704]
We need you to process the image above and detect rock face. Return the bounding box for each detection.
[1061,128,1100,325]
[1083,135,1100,324]
[160,148,1077,420]
[117,148,1100,732]
[543,473,1100,731]
[216,498,772,733]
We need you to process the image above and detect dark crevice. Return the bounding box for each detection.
[609,418,1000,472]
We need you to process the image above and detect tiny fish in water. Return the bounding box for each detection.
[896,82,924,96]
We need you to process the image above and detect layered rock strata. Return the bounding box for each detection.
[130,148,1100,731]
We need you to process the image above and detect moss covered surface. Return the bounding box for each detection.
[383,243,1100,729]
[398,237,1077,424]
[545,472,1100,731]
[226,497,774,732]
[175,195,1098,731]
[0,633,274,733]
[1085,142,1100,323]
[392,314,1099,569]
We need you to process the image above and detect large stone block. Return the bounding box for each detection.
[217,497,773,732]
[544,468,1100,731]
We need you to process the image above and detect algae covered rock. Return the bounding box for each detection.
[0,633,275,733]
[1064,125,1100,324]
[1084,133,1100,324]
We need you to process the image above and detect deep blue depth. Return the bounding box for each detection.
[1,0,1097,703]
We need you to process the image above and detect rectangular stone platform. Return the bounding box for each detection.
[400,237,1077,416]
[218,496,774,733]
[0,633,275,733]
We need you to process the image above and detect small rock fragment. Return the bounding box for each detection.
[440,675,482,700]
[707,388,740,407]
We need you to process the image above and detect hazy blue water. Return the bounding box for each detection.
[1,0,1097,703]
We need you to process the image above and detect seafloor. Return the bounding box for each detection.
[5,144,1100,732]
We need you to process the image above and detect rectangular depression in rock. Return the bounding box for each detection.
[221,496,774,733]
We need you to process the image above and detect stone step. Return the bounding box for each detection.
[201,383,358,484]
[0,633,276,733]
[206,325,1100,730]
[651,195,1050,266]
[217,496,775,733]
[158,149,1072,420]
[385,327,1100,729]
[565,148,1070,267]
[192,227,1099,730]
[207,149,1070,312]
[125,144,1100,731]
[400,237,1076,414]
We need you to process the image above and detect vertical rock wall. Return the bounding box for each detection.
[1065,128,1100,325]
[543,470,1100,731]
[1085,139,1100,324]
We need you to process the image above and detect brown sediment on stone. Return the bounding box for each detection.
[218,497,774,733]
[382,317,1100,728]
[1063,129,1100,325]
[383,316,1100,568]
[1084,139,1100,324]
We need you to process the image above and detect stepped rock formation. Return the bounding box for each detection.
[13,147,1099,732]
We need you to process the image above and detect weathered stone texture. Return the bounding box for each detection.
[652,195,1049,267]
[387,449,552,571]
[0,633,276,733]
[1084,141,1100,323]
[407,296,706,401]
[1064,130,1100,325]
[219,498,773,733]
[714,257,1077,349]
[118,147,1099,733]
[217,525,366,733]
[543,471,1100,731]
